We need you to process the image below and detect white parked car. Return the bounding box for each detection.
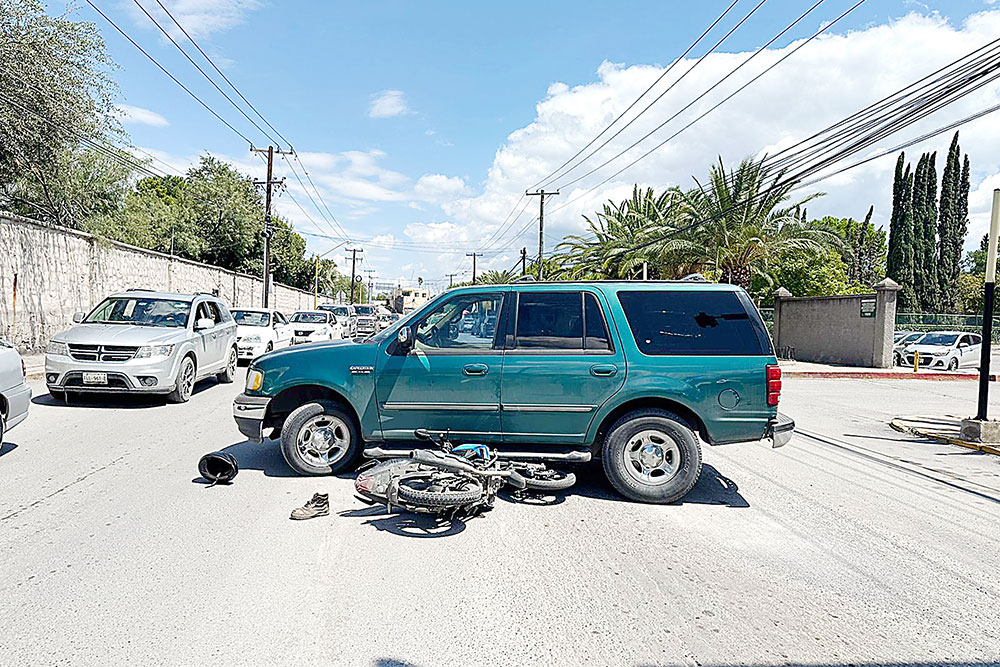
[289,311,341,345]
[903,331,982,371]
[232,308,292,361]
[893,331,925,366]
[318,304,357,337]
[0,339,31,442]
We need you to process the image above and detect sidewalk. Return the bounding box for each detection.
[779,358,994,380]
[890,414,1000,456]
[22,353,44,380]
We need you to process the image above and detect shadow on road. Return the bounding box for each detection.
[568,462,749,507]
[0,442,18,458]
[31,378,220,409]
[216,439,299,478]
[339,505,467,537]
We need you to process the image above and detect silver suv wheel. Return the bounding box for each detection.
[621,429,681,486]
[296,414,351,468]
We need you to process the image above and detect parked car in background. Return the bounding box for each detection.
[354,304,379,338]
[318,304,357,336]
[893,331,925,366]
[904,331,982,371]
[232,308,293,361]
[45,290,238,403]
[234,281,792,505]
[289,311,340,345]
[0,339,31,442]
[379,312,400,330]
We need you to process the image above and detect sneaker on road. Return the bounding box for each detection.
[290,493,329,520]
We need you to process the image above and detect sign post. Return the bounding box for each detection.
[975,189,1000,420]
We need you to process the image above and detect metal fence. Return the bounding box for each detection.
[896,312,1000,341]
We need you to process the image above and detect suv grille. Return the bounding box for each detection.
[68,344,139,362]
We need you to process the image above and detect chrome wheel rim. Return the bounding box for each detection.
[297,414,350,468]
[180,361,195,398]
[622,429,681,486]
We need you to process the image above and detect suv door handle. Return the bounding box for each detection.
[590,364,618,377]
[463,363,489,376]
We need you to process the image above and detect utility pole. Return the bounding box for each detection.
[520,247,527,276]
[526,190,559,280]
[364,268,377,304]
[466,252,483,284]
[348,247,363,304]
[446,272,459,288]
[976,189,1000,421]
[251,145,291,307]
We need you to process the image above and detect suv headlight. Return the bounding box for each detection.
[135,344,175,359]
[47,340,68,356]
[246,369,263,392]
[244,335,262,343]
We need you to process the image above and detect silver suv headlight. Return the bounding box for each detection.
[47,340,68,356]
[135,344,175,359]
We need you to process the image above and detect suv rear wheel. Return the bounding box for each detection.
[217,346,237,383]
[280,401,362,475]
[602,408,702,504]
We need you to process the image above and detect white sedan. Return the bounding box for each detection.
[904,331,982,371]
[289,311,342,345]
[232,308,293,361]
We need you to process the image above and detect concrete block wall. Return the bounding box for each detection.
[0,212,327,351]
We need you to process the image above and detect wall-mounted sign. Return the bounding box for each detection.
[860,298,876,318]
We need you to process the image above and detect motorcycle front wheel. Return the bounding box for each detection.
[396,473,484,508]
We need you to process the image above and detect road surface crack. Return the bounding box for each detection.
[1,454,128,522]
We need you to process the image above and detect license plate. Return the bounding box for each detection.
[82,372,108,385]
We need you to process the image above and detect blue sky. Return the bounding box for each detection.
[57,0,1000,287]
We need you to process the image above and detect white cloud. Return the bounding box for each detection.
[369,90,410,118]
[116,104,169,127]
[437,10,1000,261]
[413,174,468,201]
[123,0,263,40]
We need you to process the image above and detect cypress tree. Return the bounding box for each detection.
[911,154,931,311]
[897,165,918,312]
[886,153,907,280]
[920,152,939,311]
[938,131,964,312]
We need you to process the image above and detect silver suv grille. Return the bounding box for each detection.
[68,344,139,362]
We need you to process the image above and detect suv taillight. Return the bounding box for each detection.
[766,364,781,406]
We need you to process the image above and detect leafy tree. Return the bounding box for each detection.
[912,152,940,311]
[477,269,518,284]
[965,234,989,275]
[751,246,858,304]
[887,156,918,311]
[0,0,121,226]
[812,209,886,287]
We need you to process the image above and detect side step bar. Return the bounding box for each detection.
[363,446,591,463]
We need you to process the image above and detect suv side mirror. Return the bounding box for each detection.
[397,325,413,350]
[72,312,86,323]
[194,317,215,331]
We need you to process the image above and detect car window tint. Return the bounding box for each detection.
[207,302,224,324]
[584,293,611,351]
[617,290,766,356]
[415,293,502,351]
[972,334,982,345]
[515,292,583,350]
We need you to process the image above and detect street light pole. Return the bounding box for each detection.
[975,188,1000,420]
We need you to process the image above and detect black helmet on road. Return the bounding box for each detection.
[198,451,239,485]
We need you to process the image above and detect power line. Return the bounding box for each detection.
[83,0,253,145]
[529,0,744,192]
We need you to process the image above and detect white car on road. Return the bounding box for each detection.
[232,308,292,361]
[318,304,357,337]
[903,331,982,371]
[289,311,342,345]
[0,339,31,442]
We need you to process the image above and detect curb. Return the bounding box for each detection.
[784,371,994,380]
[890,415,1000,456]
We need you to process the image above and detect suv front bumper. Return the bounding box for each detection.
[45,353,181,394]
[767,412,795,448]
[234,393,271,443]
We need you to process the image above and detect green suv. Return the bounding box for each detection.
[233,281,792,503]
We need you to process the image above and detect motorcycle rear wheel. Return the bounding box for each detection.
[397,473,484,508]
[519,468,576,491]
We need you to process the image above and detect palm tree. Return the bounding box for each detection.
[477,268,518,284]
[660,157,836,289]
[556,186,688,279]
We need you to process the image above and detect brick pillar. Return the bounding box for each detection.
[772,287,792,355]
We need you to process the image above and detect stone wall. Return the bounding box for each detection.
[0,212,328,351]
[772,279,901,367]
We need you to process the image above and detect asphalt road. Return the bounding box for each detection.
[2,371,1000,667]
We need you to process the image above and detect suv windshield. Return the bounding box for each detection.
[919,333,959,346]
[232,310,270,327]
[291,312,328,324]
[85,297,191,328]
[355,306,374,315]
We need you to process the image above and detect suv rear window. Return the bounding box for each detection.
[617,290,768,356]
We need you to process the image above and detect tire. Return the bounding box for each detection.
[602,408,702,504]
[167,356,196,403]
[280,400,362,475]
[217,346,237,383]
[518,468,577,491]
[396,473,484,507]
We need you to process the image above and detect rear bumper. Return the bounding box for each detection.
[3,381,32,431]
[767,412,795,448]
[233,393,270,443]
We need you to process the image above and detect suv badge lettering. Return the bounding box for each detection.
[350,365,373,375]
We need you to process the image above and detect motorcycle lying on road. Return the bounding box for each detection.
[354,429,577,518]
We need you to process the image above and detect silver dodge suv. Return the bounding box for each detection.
[45,290,238,402]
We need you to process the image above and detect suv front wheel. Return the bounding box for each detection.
[602,408,702,504]
[280,401,362,475]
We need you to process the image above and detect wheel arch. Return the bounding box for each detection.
[265,384,360,436]
[590,396,708,455]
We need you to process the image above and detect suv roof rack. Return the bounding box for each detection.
[125,288,154,292]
